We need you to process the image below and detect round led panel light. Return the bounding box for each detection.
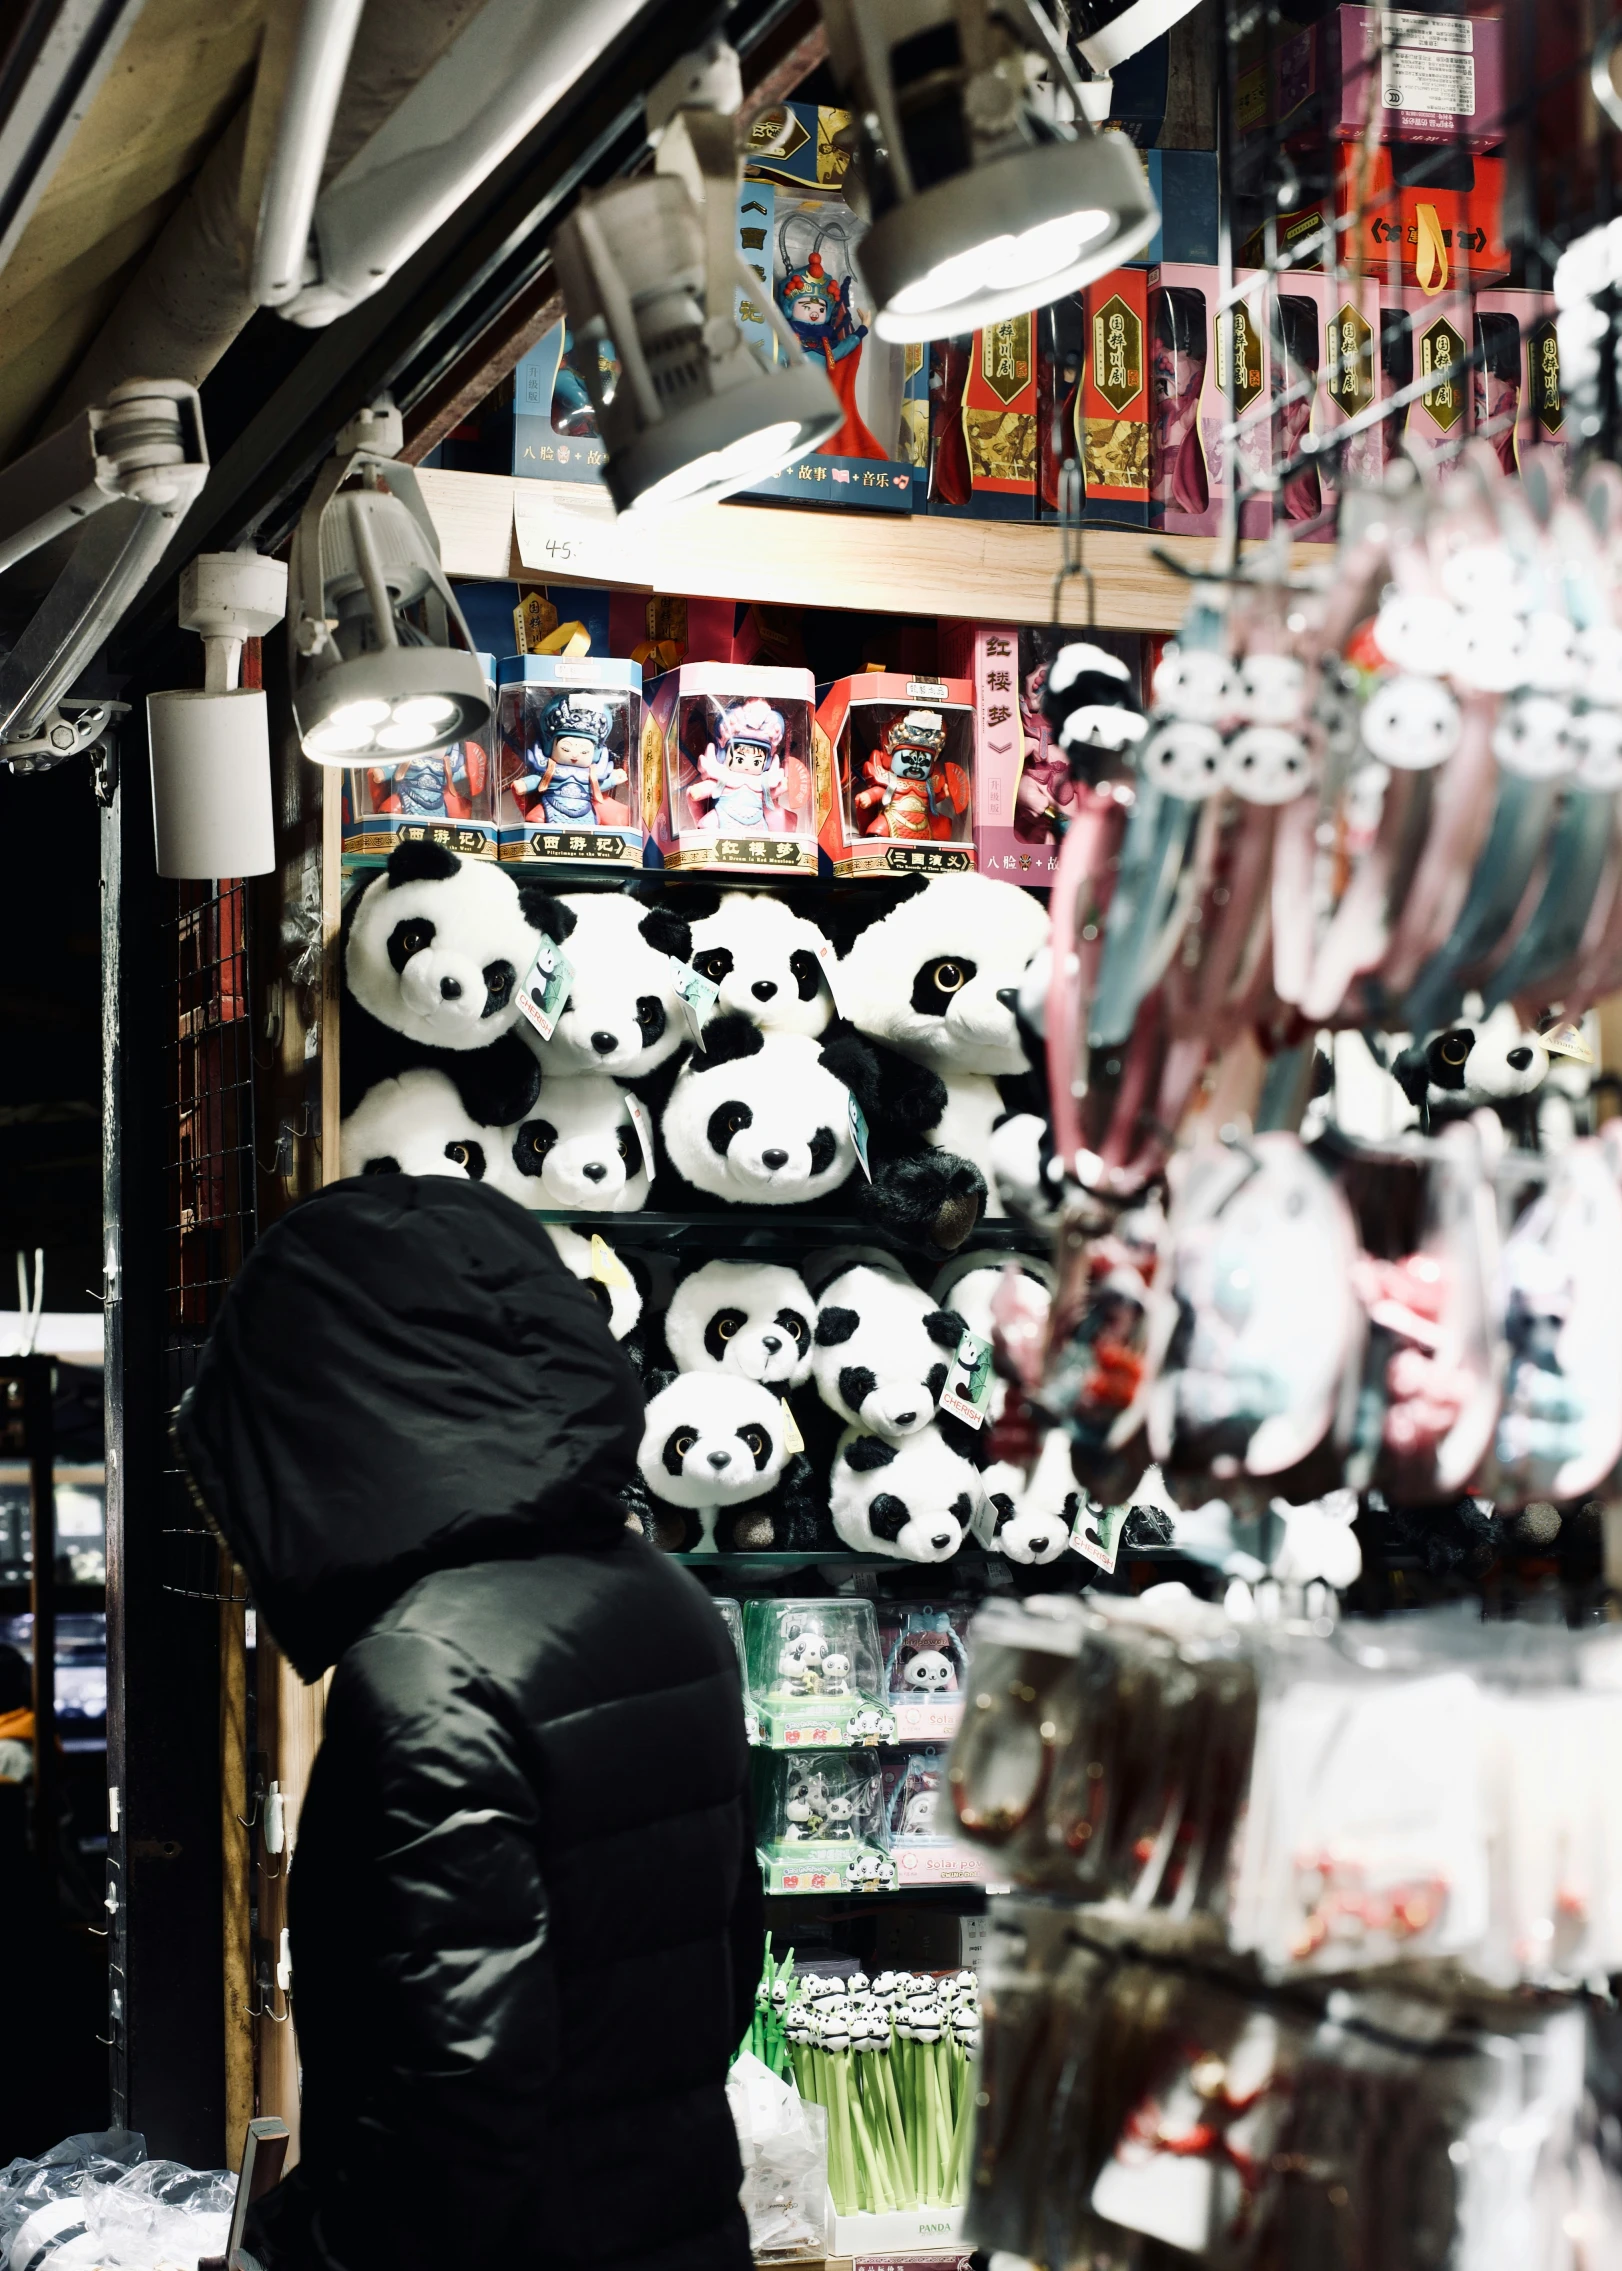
[608,364,841,518]
[295,644,490,765]
[863,134,1159,344]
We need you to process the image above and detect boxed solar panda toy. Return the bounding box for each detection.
[743,1599,895,1748]
[755,1749,895,1893]
[342,652,498,863]
[813,670,977,878]
[643,661,818,875]
[495,652,644,868]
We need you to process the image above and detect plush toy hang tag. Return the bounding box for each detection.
[848,1095,873,1180]
[1071,1498,1128,1573]
[814,938,845,1017]
[589,1234,631,1290]
[670,957,719,1040]
[939,1330,993,1428]
[780,1399,805,1454]
[625,1092,656,1181]
[516,937,574,1042]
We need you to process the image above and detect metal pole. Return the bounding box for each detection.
[13,1354,57,1871]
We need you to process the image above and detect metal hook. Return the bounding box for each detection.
[1050,462,1096,628]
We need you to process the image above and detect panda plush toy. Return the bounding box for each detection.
[1039,641,1149,776]
[664,1258,815,1387]
[340,1067,497,1184]
[811,1263,966,1439]
[657,1012,986,1249]
[631,1371,828,1552]
[836,873,1050,1217]
[519,887,691,1086]
[499,1072,651,1212]
[830,1422,984,1562]
[683,888,835,1037]
[340,840,564,1124]
[1390,1008,1556,1136]
[979,1432,1080,1567]
[930,1251,1054,1425]
[542,1224,644,1340]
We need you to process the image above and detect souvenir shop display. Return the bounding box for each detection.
[643,663,819,874]
[341,652,499,861]
[743,1598,894,1745]
[495,652,644,867]
[813,671,977,877]
[756,1750,892,1892]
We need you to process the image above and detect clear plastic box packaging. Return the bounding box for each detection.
[756,1748,895,1893]
[713,1595,758,1745]
[881,1606,972,1740]
[495,652,645,868]
[744,1598,894,1748]
[886,1745,986,1887]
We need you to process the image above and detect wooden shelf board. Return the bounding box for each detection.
[415,468,1306,634]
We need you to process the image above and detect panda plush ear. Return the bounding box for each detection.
[814,1306,860,1348]
[844,1435,898,1473]
[384,838,460,887]
[638,905,692,962]
[515,884,576,944]
[664,882,722,923]
[443,1033,542,1126]
[923,1308,966,1351]
[690,1012,767,1071]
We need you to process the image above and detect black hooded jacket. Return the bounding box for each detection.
[176,1177,760,2271]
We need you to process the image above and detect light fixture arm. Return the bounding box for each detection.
[655,100,816,387]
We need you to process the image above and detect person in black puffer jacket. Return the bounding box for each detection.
[175,1175,761,2271]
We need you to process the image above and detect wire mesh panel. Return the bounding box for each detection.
[159,878,257,1602]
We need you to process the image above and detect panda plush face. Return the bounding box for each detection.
[688,892,833,1037]
[839,873,1052,1076]
[542,1224,643,1340]
[504,1074,650,1211]
[813,1265,965,1438]
[346,843,551,1052]
[1392,1012,1550,1116]
[340,1069,494,1182]
[522,892,690,1079]
[637,1373,787,1509]
[662,1016,856,1204]
[903,1647,956,1693]
[665,1259,815,1387]
[981,1445,1077,1567]
[830,1424,982,1562]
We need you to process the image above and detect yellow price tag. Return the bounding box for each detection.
[781,1399,804,1454]
[590,1234,631,1290]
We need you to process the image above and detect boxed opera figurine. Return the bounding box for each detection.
[814,671,976,878]
[495,653,644,868]
[756,1749,895,1893]
[743,1598,894,1749]
[643,662,818,875]
[342,653,498,863]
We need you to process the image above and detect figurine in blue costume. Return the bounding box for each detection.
[511,694,624,826]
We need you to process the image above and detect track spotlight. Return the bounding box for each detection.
[818,0,1160,343]
[288,401,490,765]
[149,551,287,879]
[549,41,843,516]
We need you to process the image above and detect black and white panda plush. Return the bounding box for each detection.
[685,889,835,1037]
[830,1423,983,1562]
[1391,1009,1553,1135]
[633,1372,825,1552]
[339,1068,496,1184]
[979,1432,1079,1566]
[519,888,691,1084]
[542,1225,644,1340]
[812,1263,965,1438]
[930,1251,1054,1425]
[837,873,1050,1218]
[664,1258,815,1387]
[341,841,564,1123]
[657,1012,986,1248]
[498,1072,650,1212]
[1039,641,1149,773]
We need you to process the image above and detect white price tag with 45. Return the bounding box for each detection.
[513,483,651,585]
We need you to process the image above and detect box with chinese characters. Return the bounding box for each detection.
[939,622,1059,884]
[1242,144,1510,292]
[1148,266,1272,538]
[643,661,819,876]
[511,322,612,485]
[1036,275,1151,528]
[1428,288,1566,474]
[1238,6,1507,151]
[814,671,976,880]
[733,101,922,514]
[495,653,645,869]
[342,653,499,864]
[929,316,1040,519]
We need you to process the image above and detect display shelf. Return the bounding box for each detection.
[529,1210,1041,1254]
[415,467,1314,634]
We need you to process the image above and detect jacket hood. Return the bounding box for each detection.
[175,1175,643,1679]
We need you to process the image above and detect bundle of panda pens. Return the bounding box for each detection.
[782,1969,979,2218]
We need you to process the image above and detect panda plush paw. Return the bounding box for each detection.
[866,1150,986,1253]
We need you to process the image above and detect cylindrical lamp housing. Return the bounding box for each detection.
[148,686,276,878]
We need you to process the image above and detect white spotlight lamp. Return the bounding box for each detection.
[289,400,490,765]
[819,0,1161,343]
[148,551,287,879]
[549,43,842,516]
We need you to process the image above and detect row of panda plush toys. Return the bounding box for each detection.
[337,836,1097,1564]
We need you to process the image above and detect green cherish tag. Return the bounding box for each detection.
[671,957,719,1040]
[516,937,574,1042]
[939,1329,993,1428]
[1072,1499,1128,1574]
[847,1094,872,1181]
